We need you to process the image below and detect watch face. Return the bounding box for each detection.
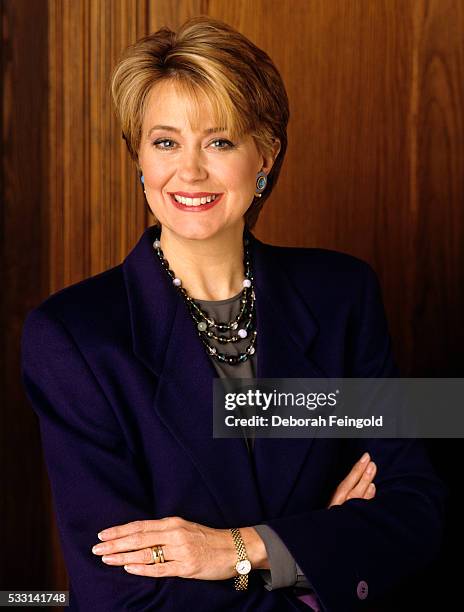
[236,559,251,575]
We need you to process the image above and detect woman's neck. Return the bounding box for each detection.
[158,225,246,301]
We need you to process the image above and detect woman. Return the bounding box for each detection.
[21,15,445,612]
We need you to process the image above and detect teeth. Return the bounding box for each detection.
[173,194,218,206]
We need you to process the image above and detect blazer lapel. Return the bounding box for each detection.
[250,236,326,519]
[123,226,325,525]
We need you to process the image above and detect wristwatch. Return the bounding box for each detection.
[230,527,251,590]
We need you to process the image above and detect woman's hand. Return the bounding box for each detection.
[91,516,264,580]
[328,452,377,507]
[91,454,376,579]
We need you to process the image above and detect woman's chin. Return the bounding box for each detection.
[162,220,236,242]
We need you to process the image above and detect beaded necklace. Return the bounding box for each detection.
[152,227,257,365]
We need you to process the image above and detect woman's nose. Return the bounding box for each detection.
[177,148,208,181]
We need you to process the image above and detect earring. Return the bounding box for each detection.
[140,174,146,195]
[255,171,267,198]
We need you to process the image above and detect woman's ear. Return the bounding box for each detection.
[272,138,282,160]
[261,138,281,174]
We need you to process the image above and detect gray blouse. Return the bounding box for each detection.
[194,290,314,594]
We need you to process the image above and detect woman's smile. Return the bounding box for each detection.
[168,192,224,212]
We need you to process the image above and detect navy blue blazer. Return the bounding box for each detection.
[21,225,446,611]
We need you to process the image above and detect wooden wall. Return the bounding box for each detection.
[2,1,463,608]
[1,0,53,591]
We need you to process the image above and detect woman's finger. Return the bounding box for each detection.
[336,452,371,495]
[124,560,185,578]
[363,483,376,500]
[101,543,174,567]
[328,452,370,506]
[92,529,171,557]
[346,462,377,500]
[97,517,172,541]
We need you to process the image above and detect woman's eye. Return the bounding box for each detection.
[211,139,234,149]
[152,138,234,150]
[153,139,175,149]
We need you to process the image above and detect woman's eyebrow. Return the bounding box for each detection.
[147,125,226,137]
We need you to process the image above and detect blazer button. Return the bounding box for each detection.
[356,580,368,600]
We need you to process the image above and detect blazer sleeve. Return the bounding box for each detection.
[21,306,162,611]
[260,263,447,612]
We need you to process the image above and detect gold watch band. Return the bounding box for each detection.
[230,527,250,590]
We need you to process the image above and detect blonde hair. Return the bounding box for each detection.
[110,15,289,229]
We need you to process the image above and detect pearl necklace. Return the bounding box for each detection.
[152,228,257,365]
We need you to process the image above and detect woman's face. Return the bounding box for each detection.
[138,80,279,241]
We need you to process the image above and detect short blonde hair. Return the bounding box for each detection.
[110,15,289,229]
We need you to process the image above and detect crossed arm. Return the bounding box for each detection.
[88,453,378,581]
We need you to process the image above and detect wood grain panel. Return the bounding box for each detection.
[48,0,150,293]
[410,0,464,375]
[1,0,53,592]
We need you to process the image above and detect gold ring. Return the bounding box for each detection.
[151,545,165,564]
[151,546,160,564]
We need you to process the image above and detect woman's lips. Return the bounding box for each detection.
[169,193,224,212]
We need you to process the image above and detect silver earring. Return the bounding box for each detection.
[140,174,146,195]
[255,171,267,198]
